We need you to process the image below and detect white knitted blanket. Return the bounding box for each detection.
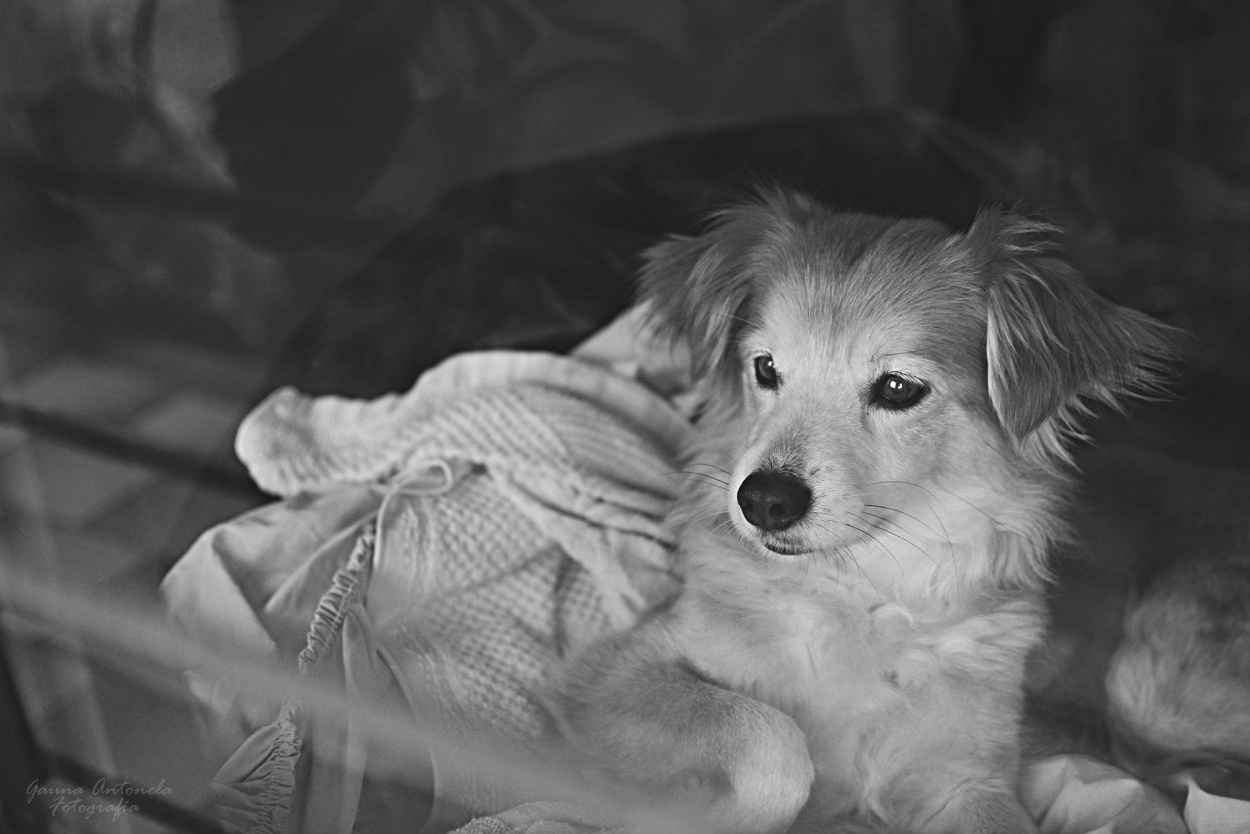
[164,331,694,833]
[236,350,689,637]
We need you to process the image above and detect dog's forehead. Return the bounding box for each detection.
[751,217,984,361]
[757,291,931,374]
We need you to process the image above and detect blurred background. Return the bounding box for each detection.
[2,0,1249,831]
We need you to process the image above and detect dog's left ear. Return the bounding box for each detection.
[968,209,1184,449]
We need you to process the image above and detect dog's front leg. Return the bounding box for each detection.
[546,616,814,834]
[869,602,1043,834]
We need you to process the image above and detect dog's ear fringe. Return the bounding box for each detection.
[636,230,748,387]
[636,188,831,347]
[636,189,820,383]
[972,208,1189,467]
[636,194,792,386]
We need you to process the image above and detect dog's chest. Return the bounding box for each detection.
[679,571,947,817]
[681,572,909,720]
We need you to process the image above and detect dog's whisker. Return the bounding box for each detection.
[688,507,731,528]
[865,482,961,576]
[669,471,730,491]
[685,462,734,477]
[869,480,1000,526]
[818,549,835,573]
[671,468,729,485]
[858,511,925,548]
[874,504,959,577]
[850,524,905,578]
[855,512,944,572]
[859,512,943,572]
[866,480,953,519]
[707,515,753,551]
[837,543,881,598]
[825,515,902,573]
[856,511,925,552]
[861,503,941,539]
[665,467,729,483]
[795,552,813,584]
[812,517,902,585]
[668,474,725,489]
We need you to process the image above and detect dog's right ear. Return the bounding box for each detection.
[969,209,1185,462]
[637,210,763,386]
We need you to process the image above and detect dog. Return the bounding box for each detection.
[546,190,1180,833]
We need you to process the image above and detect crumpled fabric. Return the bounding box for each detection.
[1178,773,1250,834]
[163,333,691,833]
[453,802,625,834]
[1021,753,1250,834]
[1023,754,1188,834]
[205,528,375,834]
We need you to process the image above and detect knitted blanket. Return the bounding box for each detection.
[163,322,692,833]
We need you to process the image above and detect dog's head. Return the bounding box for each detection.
[642,190,1182,587]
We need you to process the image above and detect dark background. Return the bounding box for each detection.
[1,0,1248,829]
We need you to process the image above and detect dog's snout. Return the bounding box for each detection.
[737,471,812,531]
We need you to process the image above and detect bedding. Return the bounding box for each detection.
[163,307,1249,833]
[164,309,689,832]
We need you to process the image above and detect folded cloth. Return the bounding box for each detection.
[452,801,626,834]
[238,350,689,632]
[163,340,691,833]
[1023,754,1187,834]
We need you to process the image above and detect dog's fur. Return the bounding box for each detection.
[547,190,1180,833]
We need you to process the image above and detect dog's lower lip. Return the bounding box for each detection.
[763,541,808,556]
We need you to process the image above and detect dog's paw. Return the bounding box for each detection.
[560,686,813,833]
[725,700,820,830]
[917,790,1039,834]
[640,699,814,834]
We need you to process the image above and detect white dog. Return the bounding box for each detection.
[547,190,1180,833]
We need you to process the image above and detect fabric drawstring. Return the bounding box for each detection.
[293,522,383,834]
[214,525,379,834]
[371,458,467,577]
[298,525,375,674]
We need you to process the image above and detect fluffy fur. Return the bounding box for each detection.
[547,190,1181,833]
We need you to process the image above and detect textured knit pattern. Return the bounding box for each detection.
[229,350,689,822]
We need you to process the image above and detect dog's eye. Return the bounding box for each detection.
[753,355,780,389]
[871,373,928,410]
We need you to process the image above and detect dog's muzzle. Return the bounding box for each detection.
[737,470,812,531]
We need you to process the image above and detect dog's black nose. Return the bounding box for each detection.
[737,471,812,531]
